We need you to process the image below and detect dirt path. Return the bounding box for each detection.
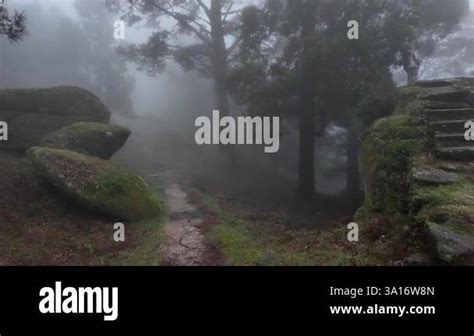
[155,173,219,266]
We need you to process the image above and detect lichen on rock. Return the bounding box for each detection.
[41,122,131,159]
[27,147,162,222]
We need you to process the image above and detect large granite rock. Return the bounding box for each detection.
[427,223,474,263]
[27,147,161,221]
[0,87,111,150]
[41,122,131,159]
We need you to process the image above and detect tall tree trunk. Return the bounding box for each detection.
[298,1,317,199]
[210,0,230,118]
[210,0,235,175]
[403,47,421,85]
[405,65,420,85]
[298,92,316,199]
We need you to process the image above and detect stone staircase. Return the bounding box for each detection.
[358,78,474,264]
[419,80,474,161]
[411,79,474,263]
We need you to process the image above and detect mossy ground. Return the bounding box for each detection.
[194,190,406,266]
[413,181,474,236]
[0,151,168,265]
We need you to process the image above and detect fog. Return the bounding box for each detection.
[1,0,472,212]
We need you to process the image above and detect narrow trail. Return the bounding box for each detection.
[149,172,218,266]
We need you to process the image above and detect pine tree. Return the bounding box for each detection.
[0,4,26,42]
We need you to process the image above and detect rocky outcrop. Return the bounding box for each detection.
[0,86,162,223]
[0,87,111,150]
[27,147,162,221]
[41,122,131,159]
[357,78,474,265]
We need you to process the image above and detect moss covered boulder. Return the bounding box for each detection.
[0,87,111,151]
[27,147,161,221]
[41,122,131,159]
[357,78,474,264]
[358,108,428,217]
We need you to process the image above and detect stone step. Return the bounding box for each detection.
[411,166,460,186]
[415,80,453,88]
[429,120,470,133]
[425,101,471,110]
[428,222,474,263]
[438,160,474,174]
[435,133,474,147]
[435,146,474,161]
[421,86,472,103]
[424,108,474,121]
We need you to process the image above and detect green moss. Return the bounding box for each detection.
[85,165,162,221]
[41,122,131,159]
[413,182,474,206]
[0,149,169,265]
[104,202,169,266]
[208,217,270,266]
[208,214,386,266]
[360,112,427,217]
[28,147,162,221]
[395,86,427,114]
[355,84,437,263]
[412,182,474,236]
[44,122,129,140]
[201,191,386,266]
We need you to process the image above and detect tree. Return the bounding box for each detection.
[0,1,134,115]
[229,0,400,198]
[230,0,321,198]
[295,0,319,199]
[388,0,470,84]
[106,0,251,120]
[0,4,26,42]
[75,0,135,115]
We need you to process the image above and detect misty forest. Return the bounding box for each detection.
[1,0,474,266]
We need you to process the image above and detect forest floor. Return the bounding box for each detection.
[0,150,167,265]
[187,189,391,266]
[117,116,414,267]
[0,149,409,266]
[0,114,413,266]
[150,171,223,266]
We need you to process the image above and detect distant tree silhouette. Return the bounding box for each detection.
[106,0,251,120]
[0,5,26,42]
